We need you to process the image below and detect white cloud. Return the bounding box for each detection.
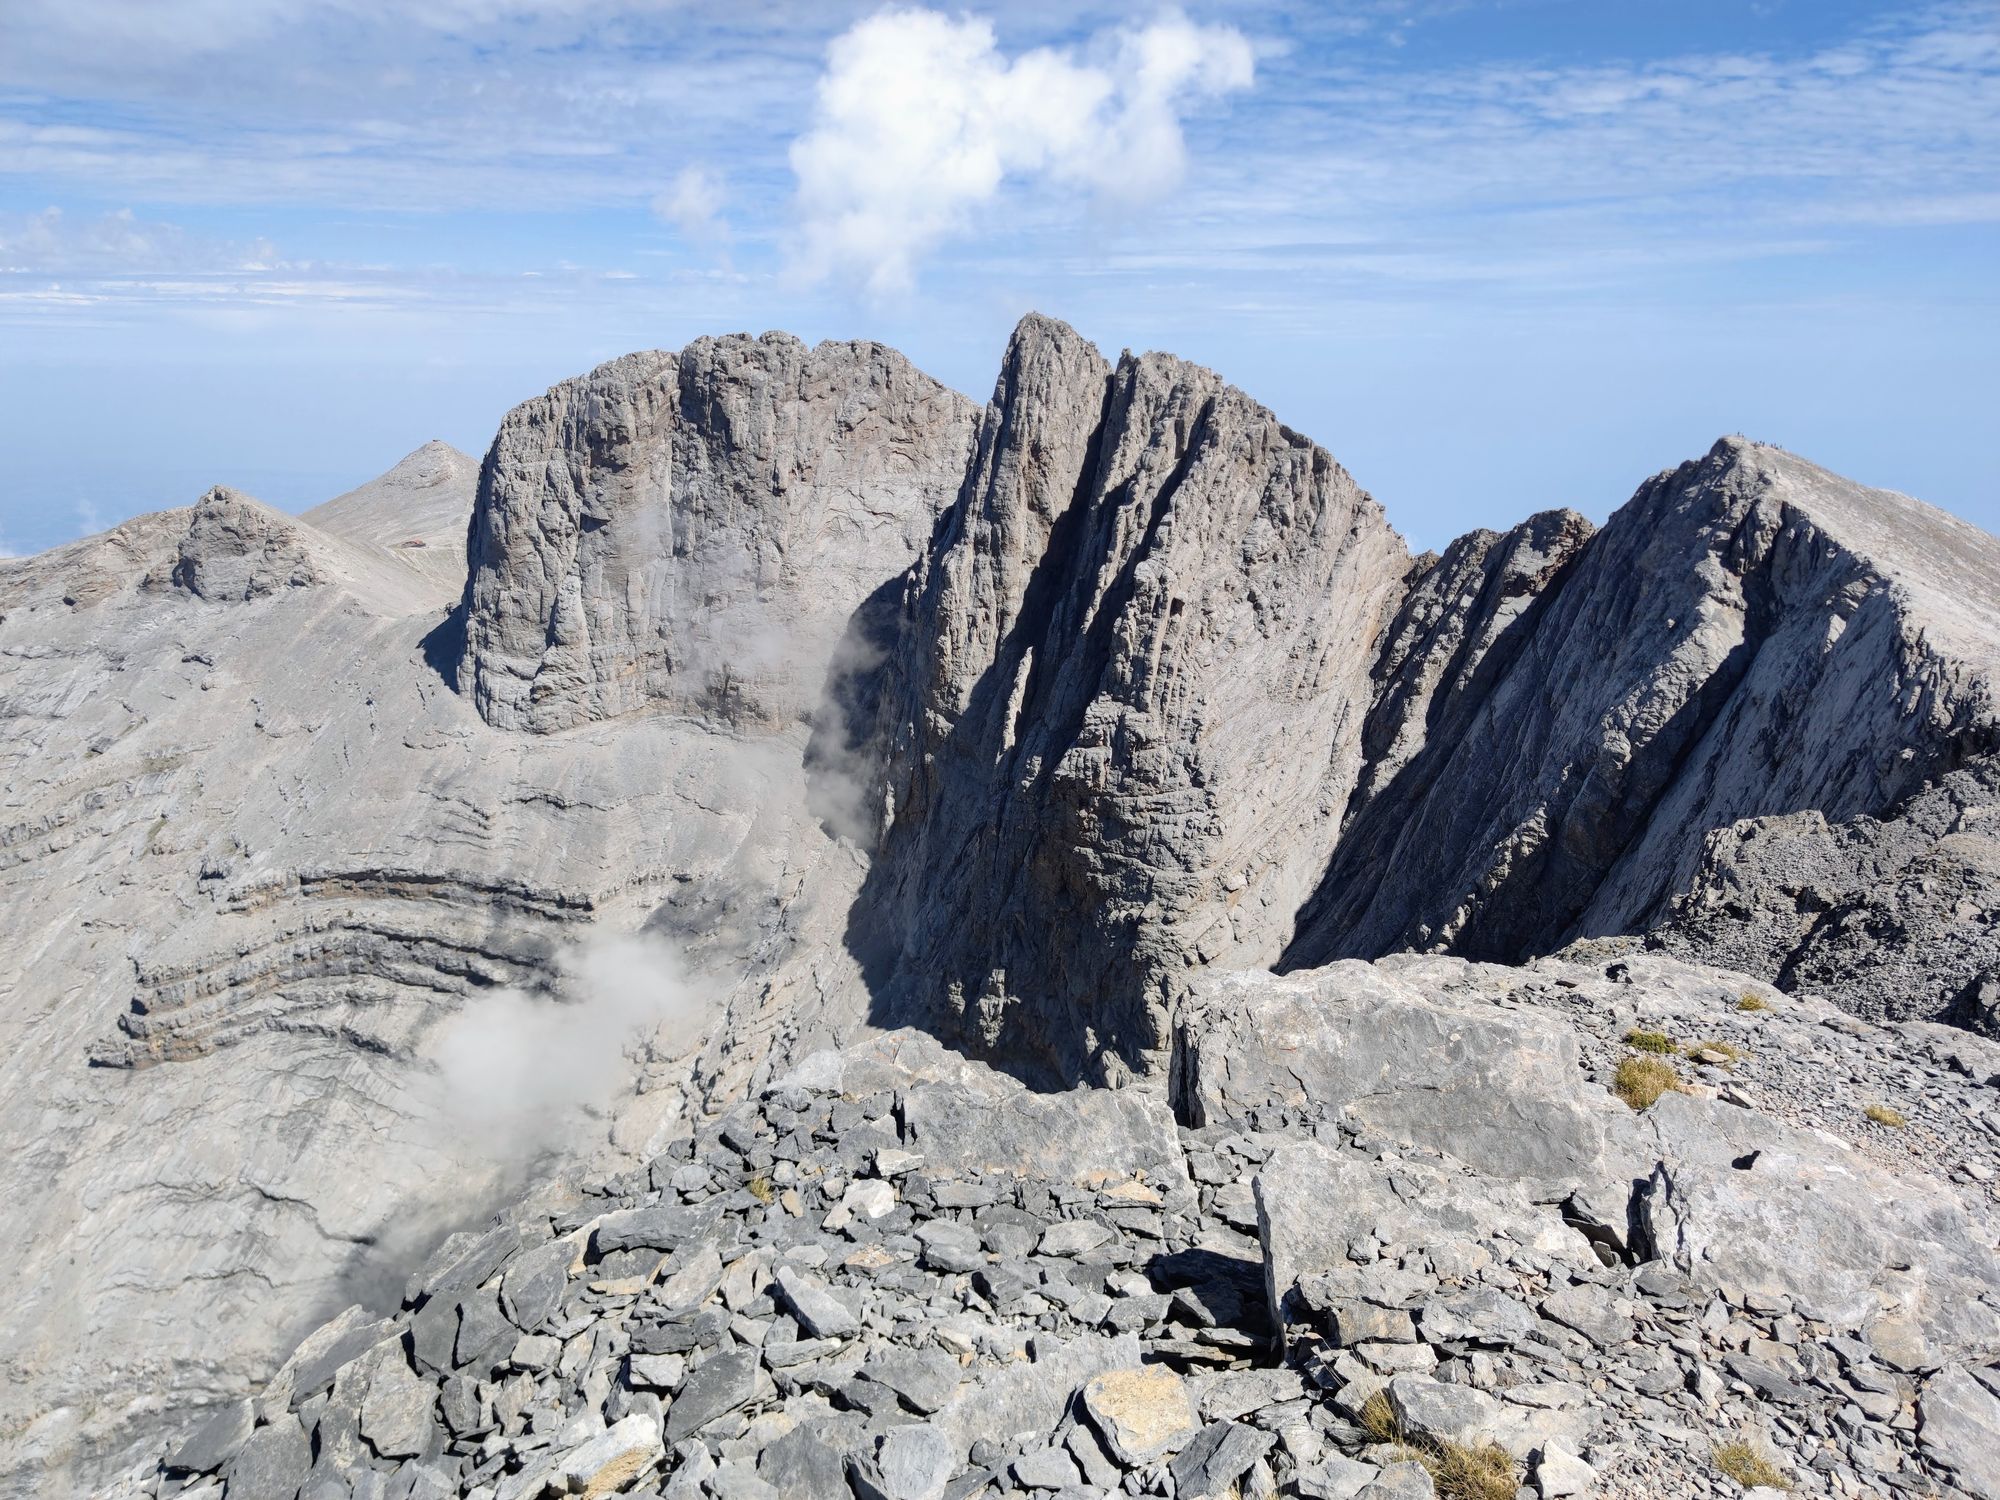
[788,7,1255,295]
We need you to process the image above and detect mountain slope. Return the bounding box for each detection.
[3,315,1997,1493]
[302,439,481,611]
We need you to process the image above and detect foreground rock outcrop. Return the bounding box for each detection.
[3,313,1998,1495]
[98,956,2000,1500]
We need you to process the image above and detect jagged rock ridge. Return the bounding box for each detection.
[1,314,1997,1495]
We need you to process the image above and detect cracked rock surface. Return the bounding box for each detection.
[4,314,1999,1495]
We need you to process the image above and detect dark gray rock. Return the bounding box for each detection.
[223,1414,313,1500]
[1169,1420,1276,1500]
[864,1346,963,1415]
[665,1348,762,1442]
[757,1426,852,1500]
[165,1397,255,1475]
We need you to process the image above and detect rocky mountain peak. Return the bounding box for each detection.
[5,316,1999,1500]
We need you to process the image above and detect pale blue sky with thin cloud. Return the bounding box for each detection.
[1,0,1994,555]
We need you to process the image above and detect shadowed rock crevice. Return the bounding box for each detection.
[9,316,2000,1495]
[840,317,1410,1086]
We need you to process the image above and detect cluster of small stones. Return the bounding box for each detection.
[101,1049,1998,1500]
[1263,1108,1978,1499]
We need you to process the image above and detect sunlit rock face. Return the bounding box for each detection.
[6,314,2000,1495]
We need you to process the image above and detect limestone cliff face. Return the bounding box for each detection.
[1286,437,2000,1005]
[6,317,2000,1492]
[849,316,1413,1084]
[457,336,979,734]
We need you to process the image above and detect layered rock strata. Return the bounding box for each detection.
[5,315,2000,1495]
[98,955,2000,1500]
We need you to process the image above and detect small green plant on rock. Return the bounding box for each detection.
[1713,1437,1790,1490]
[1358,1393,1515,1500]
[1624,1028,1676,1054]
[1613,1053,1683,1110]
[1736,993,1771,1012]
[1864,1103,1908,1129]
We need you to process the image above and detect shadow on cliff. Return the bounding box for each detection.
[809,372,1190,1093]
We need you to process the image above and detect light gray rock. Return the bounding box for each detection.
[772,1266,859,1341]
[1177,964,1643,1196]
[1537,1286,1633,1350]
[1919,1367,2000,1499]
[358,1353,436,1459]
[458,335,978,735]
[1253,1142,1589,1346]
[1011,1446,1081,1488]
[1040,1220,1116,1258]
[1635,1090,2000,1363]
[1353,1461,1436,1500]
[1534,1442,1596,1498]
[851,1423,956,1500]
[1383,1375,1504,1451]
[556,1411,665,1497]
[1080,1365,1200,1465]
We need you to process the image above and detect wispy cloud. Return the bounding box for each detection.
[654,165,730,258]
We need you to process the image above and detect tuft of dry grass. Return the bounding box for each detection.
[1863,1103,1908,1129]
[1624,1028,1676,1054]
[1358,1391,1516,1500]
[746,1172,776,1203]
[1614,1053,1684,1110]
[1736,993,1771,1013]
[1428,1441,1517,1500]
[1713,1438,1790,1490]
[1360,1390,1398,1445]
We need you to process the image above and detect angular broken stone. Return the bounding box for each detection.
[1384,1374,1503,1451]
[222,1414,312,1500]
[165,1397,255,1475]
[358,1352,436,1459]
[773,1264,858,1340]
[864,1345,963,1414]
[499,1238,572,1332]
[850,1423,955,1500]
[1170,1420,1276,1500]
[557,1411,665,1498]
[1082,1364,1201,1465]
[1919,1366,2000,1499]
[665,1348,762,1442]
[1039,1219,1115,1257]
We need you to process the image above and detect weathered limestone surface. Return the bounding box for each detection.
[102,955,2000,1500]
[303,438,483,611]
[1290,439,2000,1004]
[5,316,2000,1498]
[456,335,978,734]
[851,315,1413,1084]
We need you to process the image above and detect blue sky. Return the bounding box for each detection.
[0,0,1994,556]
